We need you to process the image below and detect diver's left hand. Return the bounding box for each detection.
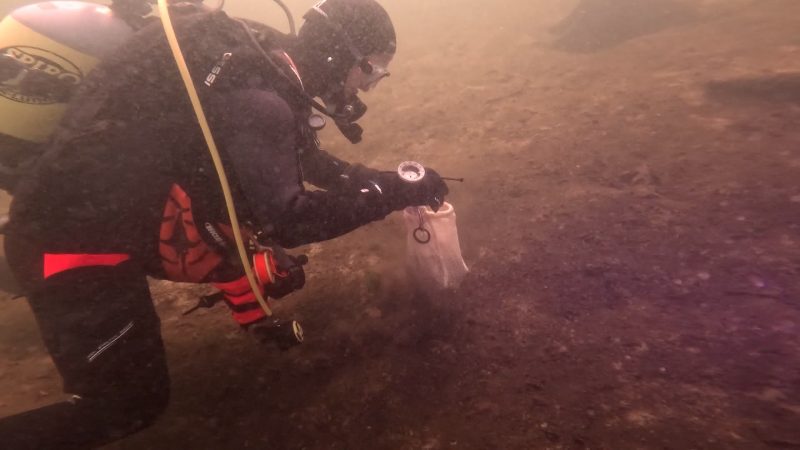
[379,167,449,212]
[419,168,449,211]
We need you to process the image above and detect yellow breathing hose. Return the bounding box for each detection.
[157,0,272,317]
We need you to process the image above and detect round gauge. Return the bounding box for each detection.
[307,114,326,130]
[397,161,426,183]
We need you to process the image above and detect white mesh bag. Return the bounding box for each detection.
[403,202,469,291]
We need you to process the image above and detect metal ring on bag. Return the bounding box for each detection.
[413,227,431,244]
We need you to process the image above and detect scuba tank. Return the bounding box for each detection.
[0,1,141,190]
[0,0,294,192]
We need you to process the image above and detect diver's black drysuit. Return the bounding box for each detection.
[0,11,430,449]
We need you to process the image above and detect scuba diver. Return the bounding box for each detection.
[0,0,449,448]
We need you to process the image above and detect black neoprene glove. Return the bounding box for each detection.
[377,168,449,212]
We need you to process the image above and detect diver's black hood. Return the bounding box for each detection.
[290,0,396,98]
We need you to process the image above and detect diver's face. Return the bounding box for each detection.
[343,52,394,97]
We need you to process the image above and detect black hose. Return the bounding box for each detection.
[271,0,296,36]
[236,18,334,118]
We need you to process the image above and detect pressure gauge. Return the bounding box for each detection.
[308,114,326,131]
[397,161,426,183]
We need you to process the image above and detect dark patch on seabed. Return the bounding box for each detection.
[552,0,696,52]
[707,73,800,106]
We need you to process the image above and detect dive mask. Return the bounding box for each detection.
[358,58,390,92]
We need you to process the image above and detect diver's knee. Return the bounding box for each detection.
[82,381,171,434]
[122,383,170,429]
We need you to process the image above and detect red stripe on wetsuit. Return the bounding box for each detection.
[43,253,131,279]
[43,253,266,325]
